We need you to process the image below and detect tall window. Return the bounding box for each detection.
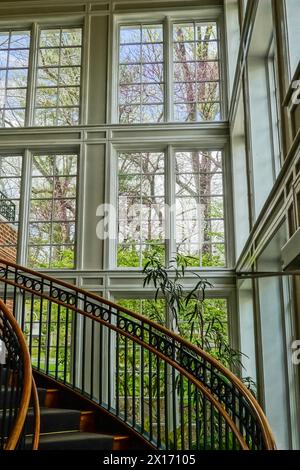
[266,39,281,178]
[0,155,22,262]
[28,154,77,269]
[117,20,222,124]
[116,149,225,268]
[34,28,82,126]
[117,152,165,267]
[119,24,164,123]
[173,22,221,122]
[0,30,30,127]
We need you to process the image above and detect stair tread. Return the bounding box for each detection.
[31,407,81,416]
[26,431,115,450]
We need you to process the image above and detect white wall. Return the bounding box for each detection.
[256,226,292,449]
[224,0,240,100]
[238,279,257,384]
[285,0,300,78]
[231,94,250,258]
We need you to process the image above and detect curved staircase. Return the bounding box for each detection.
[0,259,276,451]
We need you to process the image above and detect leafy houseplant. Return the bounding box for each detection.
[143,252,254,390]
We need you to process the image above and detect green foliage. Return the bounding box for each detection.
[143,251,248,372]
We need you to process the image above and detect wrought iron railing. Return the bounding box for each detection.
[0,298,39,450]
[0,191,16,223]
[0,259,276,450]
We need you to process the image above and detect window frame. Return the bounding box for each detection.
[26,150,79,270]
[111,7,227,125]
[0,20,84,129]
[109,141,231,271]
[0,27,32,128]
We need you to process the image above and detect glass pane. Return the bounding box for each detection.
[6,88,27,108]
[39,49,60,66]
[61,28,82,46]
[119,64,140,84]
[58,87,80,106]
[57,107,79,125]
[119,84,141,105]
[8,49,29,67]
[60,47,81,66]
[142,43,163,62]
[0,51,7,67]
[10,31,30,48]
[142,25,163,43]
[119,44,141,64]
[3,109,25,127]
[119,105,140,124]
[174,103,196,122]
[7,68,28,87]
[196,41,218,60]
[40,30,61,47]
[120,26,141,44]
[141,104,163,122]
[59,67,81,86]
[141,63,163,83]
[174,82,196,103]
[142,84,163,104]
[173,42,195,61]
[29,222,51,244]
[36,87,57,107]
[197,23,218,41]
[37,68,59,86]
[0,32,9,49]
[173,24,195,41]
[196,61,219,81]
[35,108,57,126]
[197,102,220,121]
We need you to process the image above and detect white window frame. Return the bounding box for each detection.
[0,147,80,270]
[106,140,232,271]
[110,7,227,125]
[0,19,84,129]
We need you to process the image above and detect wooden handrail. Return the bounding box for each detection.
[0,258,276,450]
[0,299,32,450]
[31,378,40,451]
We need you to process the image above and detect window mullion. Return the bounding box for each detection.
[166,145,176,266]
[17,149,32,265]
[26,23,39,127]
[165,17,173,122]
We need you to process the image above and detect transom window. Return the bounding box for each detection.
[34,27,82,126]
[119,24,164,124]
[0,30,30,127]
[116,149,225,268]
[173,22,221,122]
[117,20,222,123]
[28,153,78,269]
[0,26,82,128]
